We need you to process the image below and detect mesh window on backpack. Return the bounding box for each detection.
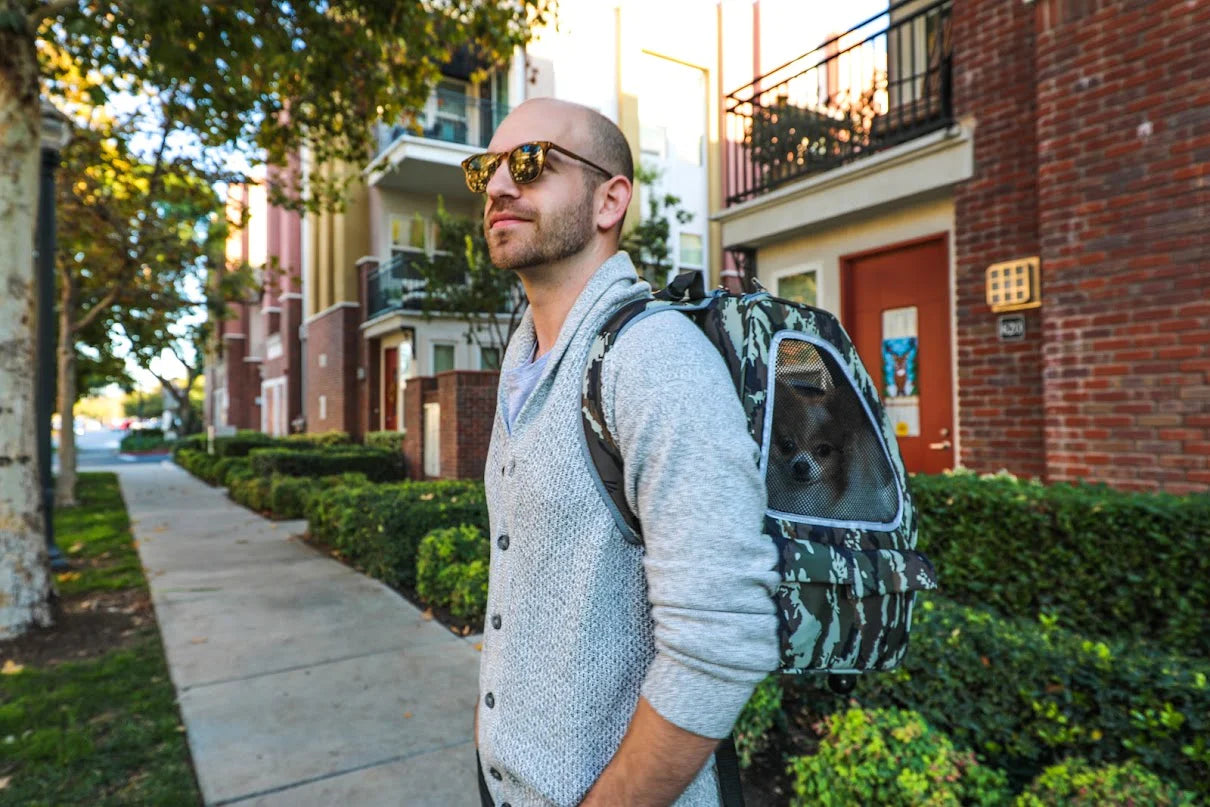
[764,336,899,525]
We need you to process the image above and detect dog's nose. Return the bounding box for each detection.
[791,458,814,482]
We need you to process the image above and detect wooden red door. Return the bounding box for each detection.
[842,235,953,474]
[383,347,398,431]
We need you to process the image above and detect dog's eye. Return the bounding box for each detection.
[814,443,834,458]
[778,437,796,453]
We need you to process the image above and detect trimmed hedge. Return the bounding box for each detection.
[1015,757,1197,806]
[785,707,1011,806]
[305,480,487,588]
[248,448,406,483]
[911,470,1210,657]
[760,595,1210,798]
[173,430,275,459]
[416,525,489,624]
[119,430,170,453]
[280,430,352,449]
[175,449,223,484]
[364,430,406,453]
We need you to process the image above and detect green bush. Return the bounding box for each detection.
[175,449,221,484]
[268,475,318,520]
[734,675,784,768]
[910,470,1210,657]
[364,430,406,453]
[306,480,487,588]
[785,707,1010,807]
[777,596,1210,797]
[213,457,252,487]
[172,430,277,459]
[416,525,490,623]
[119,431,170,452]
[286,430,351,447]
[1015,757,1197,806]
[228,474,272,513]
[249,448,406,483]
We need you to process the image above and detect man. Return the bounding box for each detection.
[470,97,779,807]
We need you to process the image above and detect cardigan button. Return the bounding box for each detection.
[491,614,502,630]
[485,692,495,709]
[497,534,510,550]
[490,767,503,781]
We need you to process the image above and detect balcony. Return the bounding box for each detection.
[366,251,429,320]
[367,86,511,196]
[724,0,953,207]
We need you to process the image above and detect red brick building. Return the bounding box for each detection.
[716,0,1208,492]
[206,165,304,436]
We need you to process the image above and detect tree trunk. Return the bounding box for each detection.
[0,9,54,638]
[54,274,77,506]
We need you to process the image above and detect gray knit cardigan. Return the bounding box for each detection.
[477,253,779,807]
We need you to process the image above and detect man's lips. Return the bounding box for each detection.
[488,213,531,229]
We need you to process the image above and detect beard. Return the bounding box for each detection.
[485,187,596,272]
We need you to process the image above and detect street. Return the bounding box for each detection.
[54,428,170,471]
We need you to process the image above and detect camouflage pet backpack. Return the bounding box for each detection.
[581,271,938,693]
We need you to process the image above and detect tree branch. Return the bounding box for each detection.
[27,0,76,27]
[71,284,121,333]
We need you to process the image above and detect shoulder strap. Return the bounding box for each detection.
[579,273,714,547]
[580,297,652,546]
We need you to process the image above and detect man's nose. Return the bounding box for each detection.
[485,155,519,199]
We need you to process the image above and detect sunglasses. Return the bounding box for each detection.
[461,141,614,194]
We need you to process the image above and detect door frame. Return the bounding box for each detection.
[839,231,957,470]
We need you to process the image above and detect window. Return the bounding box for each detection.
[433,343,456,374]
[778,270,818,306]
[640,124,666,159]
[679,233,704,268]
[390,213,428,254]
[430,78,472,144]
[480,346,501,370]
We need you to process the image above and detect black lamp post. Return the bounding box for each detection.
[37,99,71,573]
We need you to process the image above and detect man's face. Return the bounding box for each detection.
[481,108,599,272]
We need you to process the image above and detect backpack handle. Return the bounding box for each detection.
[654,270,706,302]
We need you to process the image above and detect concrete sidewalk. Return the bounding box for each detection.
[116,462,482,806]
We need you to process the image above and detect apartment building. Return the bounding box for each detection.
[715,0,1209,491]
[206,164,304,437]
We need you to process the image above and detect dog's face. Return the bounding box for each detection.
[769,379,849,502]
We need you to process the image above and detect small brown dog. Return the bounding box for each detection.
[766,378,853,515]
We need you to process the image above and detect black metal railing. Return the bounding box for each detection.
[725,0,953,206]
[382,87,510,152]
[366,251,429,319]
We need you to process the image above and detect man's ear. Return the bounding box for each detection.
[595,175,632,234]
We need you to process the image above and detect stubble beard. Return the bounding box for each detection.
[486,189,596,274]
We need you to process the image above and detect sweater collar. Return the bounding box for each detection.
[497,252,650,430]
[503,251,647,374]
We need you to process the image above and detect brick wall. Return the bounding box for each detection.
[951,0,1045,479]
[403,376,439,476]
[282,295,303,432]
[304,304,361,438]
[1033,0,1210,492]
[403,371,499,481]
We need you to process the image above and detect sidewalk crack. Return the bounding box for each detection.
[210,740,474,806]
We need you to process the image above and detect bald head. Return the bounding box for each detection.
[509,98,634,186]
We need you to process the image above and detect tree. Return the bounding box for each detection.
[413,198,528,357]
[53,116,222,504]
[0,0,552,637]
[0,2,53,638]
[621,164,695,288]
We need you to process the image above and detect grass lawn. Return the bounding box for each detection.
[0,473,200,806]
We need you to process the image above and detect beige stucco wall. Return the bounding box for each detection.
[757,194,955,316]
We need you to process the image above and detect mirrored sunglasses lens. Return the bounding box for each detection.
[463,155,493,192]
[509,143,545,184]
